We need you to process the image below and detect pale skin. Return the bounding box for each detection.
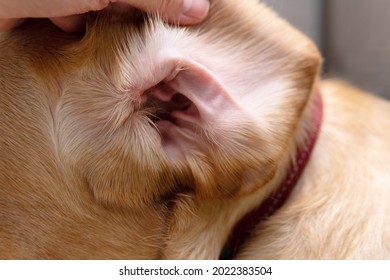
[0,0,210,32]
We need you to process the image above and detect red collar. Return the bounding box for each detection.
[221,90,323,259]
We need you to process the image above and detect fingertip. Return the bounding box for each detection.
[0,18,26,32]
[179,0,210,24]
[126,0,210,25]
[50,14,87,33]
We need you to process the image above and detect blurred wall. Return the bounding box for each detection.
[325,0,390,98]
[262,0,323,50]
[264,0,390,99]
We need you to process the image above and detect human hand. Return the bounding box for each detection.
[0,0,210,33]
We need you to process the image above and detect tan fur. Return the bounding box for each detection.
[237,81,390,259]
[1,0,389,259]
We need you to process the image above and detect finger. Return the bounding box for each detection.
[117,0,210,25]
[50,14,87,33]
[0,18,26,32]
[173,0,210,25]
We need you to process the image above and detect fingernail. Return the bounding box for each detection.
[181,0,210,21]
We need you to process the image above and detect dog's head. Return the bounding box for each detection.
[0,0,320,258]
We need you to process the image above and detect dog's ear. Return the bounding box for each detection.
[142,0,323,202]
[162,1,323,259]
[169,0,323,200]
[149,57,280,199]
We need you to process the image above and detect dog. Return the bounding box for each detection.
[1,0,389,259]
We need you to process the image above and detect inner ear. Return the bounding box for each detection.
[142,58,242,163]
[146,58,239,131]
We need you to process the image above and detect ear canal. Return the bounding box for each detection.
[149,58,239,129]
[167,61,240,123]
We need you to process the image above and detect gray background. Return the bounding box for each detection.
[263,0,390,99]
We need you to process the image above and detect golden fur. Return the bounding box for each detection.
[0,0,389,259]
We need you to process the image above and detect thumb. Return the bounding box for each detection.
[119,0,210,25]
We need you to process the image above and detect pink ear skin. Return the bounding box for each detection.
[146,58,241,159]
[166,63,237,124]
[148,58,241,137]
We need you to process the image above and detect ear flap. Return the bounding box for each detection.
[148,58,278,199]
